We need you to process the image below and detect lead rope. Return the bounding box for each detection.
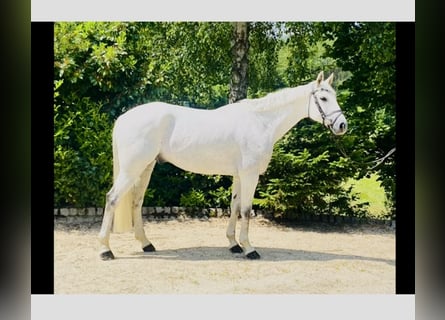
[332,135,396,171]
[309,89,395,171]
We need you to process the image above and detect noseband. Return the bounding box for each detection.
[309,89,344,130]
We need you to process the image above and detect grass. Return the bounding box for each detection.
[343,174,389,219]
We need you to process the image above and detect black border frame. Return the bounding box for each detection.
[31,21,415,295]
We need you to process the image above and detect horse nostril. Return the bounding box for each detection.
[339,122,346,131]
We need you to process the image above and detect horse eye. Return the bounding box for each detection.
[320,97,327,102]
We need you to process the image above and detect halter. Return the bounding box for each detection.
[309,87,395,171]
[308,88,344,132]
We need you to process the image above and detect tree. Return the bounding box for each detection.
[229,22,249,103]
[319,22,396,218]
[248,22,284,96]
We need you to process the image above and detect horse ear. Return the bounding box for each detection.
[316,71,324,86]
[327,73,334,85]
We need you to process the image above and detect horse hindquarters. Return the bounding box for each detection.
[99,119,161,259]
[111,112,164,232]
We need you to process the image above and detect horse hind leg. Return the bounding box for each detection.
[132,161,156,252]
[98,173,139,260]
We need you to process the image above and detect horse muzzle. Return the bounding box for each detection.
[327,113,347,135]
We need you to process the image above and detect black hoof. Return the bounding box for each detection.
[230,244,243,253]
[143,244,156,252]
[100,250,115,260]
[246,251,261,260]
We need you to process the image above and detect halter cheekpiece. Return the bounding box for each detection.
[309,88,344,131]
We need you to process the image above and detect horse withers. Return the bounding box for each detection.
[98,71,347,260]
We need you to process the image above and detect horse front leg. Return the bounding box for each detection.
[239,172,261,259]
[227,176,243,253]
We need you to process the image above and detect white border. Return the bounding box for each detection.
[32,295,415,320]
[34,2,414,318]
[31,0,415,21]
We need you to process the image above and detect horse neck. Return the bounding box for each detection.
[253,84,312,144]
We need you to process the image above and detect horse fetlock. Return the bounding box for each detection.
[98,233,109,246]
[239,234,251,247]
[136,235,152,249]
[227,235,238,248]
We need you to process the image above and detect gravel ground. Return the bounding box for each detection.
[54,217,395,294]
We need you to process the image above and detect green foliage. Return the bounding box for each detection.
[55,23,151,117]
[343,174,390,219]
[54,83,112,207]
[146,163,188,206]
[208,186,232,208]
[180,189,208,208]
[254,127,368,218]
[247,22,284,97]
[319,22,396,217]
[281,23,314,85]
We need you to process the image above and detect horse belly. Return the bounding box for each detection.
[160,145,239,176]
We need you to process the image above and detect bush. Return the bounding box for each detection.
[54,83,113,207]
[254,126,369,219]
[180,189,208,208]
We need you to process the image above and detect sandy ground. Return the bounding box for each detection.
[54,217,395,294]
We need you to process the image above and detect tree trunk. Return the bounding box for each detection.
[229,22,249,103]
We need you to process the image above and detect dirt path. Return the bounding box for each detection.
[54,217,395,294]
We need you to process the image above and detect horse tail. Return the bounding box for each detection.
[112,129,134,233]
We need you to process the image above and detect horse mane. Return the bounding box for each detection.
[232,85,309,113]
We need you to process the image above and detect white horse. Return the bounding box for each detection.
[98,71,347,260]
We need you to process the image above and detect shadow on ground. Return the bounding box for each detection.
[118,246,394,266]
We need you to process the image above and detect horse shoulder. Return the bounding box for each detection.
[224,112,273,173]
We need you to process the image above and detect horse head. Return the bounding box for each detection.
[308,71,347,135]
